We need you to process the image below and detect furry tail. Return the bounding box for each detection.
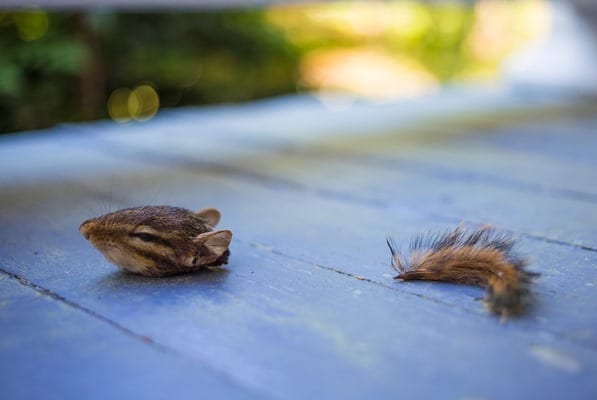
[386,226,538,317]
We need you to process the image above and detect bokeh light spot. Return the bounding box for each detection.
[107,85,159,123]
[107,88,133,123]
[13,8,48,42]
[131,84,159,121]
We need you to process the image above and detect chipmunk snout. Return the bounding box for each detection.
[79,220,94,240]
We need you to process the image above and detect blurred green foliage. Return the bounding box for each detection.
[0,2,542,133]
[0,10,300,133]
[1,12,87,131]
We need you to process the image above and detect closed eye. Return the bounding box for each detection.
[131,232,162,243]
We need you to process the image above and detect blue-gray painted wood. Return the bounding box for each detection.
[0,275,260,400]
[1,91,596,399]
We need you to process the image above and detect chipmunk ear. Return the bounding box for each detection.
[195,208,221,228]
[192,229,232,264]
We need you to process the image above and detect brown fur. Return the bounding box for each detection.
[80,206,232,277]
[387,226,537,317]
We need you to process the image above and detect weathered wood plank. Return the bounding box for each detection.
[1,186,596,400]
[69,96,597,197]
[44,124,597,249]
[225,151,597,248]
[0,274,260,400]
[59,98,597,241]
[1,152,595,347]
[2,127,596,331]
[461,118,597,166]
[306,121,597,199]
[2,93,596,400]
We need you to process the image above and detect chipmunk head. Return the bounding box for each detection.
[80,206,232,277]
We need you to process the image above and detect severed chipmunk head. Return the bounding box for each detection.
[79,206,232,277]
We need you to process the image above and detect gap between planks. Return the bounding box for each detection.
[65,137,597,254]
[0,266,173,353]
[1,232,595,355]
[280,148,597,205]
[0,265,277,400]
[64,99,597,206]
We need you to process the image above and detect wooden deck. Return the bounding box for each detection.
[1,88,596,399]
